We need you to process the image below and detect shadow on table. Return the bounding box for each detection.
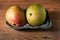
[18,27,59,32]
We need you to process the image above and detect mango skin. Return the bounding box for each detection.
[26,4,46,26]
[6,6,26,27]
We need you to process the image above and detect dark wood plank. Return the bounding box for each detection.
[0,0,60,40]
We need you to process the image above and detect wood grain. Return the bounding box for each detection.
[0,0,60,40]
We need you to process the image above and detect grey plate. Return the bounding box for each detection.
[6,9,52,30]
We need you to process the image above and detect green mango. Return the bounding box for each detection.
[26,4,46,26]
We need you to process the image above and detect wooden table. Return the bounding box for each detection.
[0,0,60,40]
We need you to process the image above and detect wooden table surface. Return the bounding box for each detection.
[0,0,60,40]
